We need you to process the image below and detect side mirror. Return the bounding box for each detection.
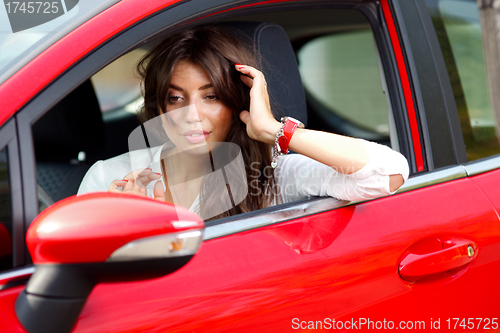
[15,193,203,333]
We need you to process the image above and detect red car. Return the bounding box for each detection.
[1,0,499,332]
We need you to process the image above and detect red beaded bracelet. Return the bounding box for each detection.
[271,117,305,168]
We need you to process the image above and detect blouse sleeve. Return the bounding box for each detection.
[275,139,409,203]
[77,160,108,195]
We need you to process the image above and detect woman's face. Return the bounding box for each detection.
[161,60,233,153]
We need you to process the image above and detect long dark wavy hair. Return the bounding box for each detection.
[137,25,276,220]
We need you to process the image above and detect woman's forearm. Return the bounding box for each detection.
[261,122,405,192]
[260,121,369,174]
[289,128,369,174]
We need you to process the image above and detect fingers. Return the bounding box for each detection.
[239,110,250,124]
[239,74,254,88]
[108,178,147,197]
[123,168,162,188]
[108,180,129,193]
[235,64,267,90]
[153,180,165,201]
[109,168,164,200]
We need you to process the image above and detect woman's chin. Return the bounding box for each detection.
[172,140,228,156]
[177,143,210,156]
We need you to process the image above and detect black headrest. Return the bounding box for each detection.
[220,22,307,126]
[33,80,105,162]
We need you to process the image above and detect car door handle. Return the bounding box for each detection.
[398,237,477,282]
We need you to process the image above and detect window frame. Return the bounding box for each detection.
[0,118,25,270]
[390,0,468,170]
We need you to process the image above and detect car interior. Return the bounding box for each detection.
[32,7,397,214]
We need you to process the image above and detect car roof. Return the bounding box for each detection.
[0,0,122,85]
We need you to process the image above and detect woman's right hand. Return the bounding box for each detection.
[108,168,165,201]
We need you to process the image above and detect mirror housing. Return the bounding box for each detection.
[16,193,203,333]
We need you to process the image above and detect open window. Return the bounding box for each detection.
[297,14,394,147]
[30,4,405,223]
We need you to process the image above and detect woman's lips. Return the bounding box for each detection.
[182,129,210,144]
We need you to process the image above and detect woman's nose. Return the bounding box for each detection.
[185,101,204,123]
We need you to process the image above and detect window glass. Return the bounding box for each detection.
[298,29,390,141]
[425,0,500,160]
[0,0,119,84]
[91,48,146,113]
[0,147,13,271]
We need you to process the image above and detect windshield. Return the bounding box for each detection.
[0,0,120,84]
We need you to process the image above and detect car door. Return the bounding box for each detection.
[1,0,499,332]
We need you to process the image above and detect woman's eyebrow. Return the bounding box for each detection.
[168,83,213,91]
[169,84,183,91]
[199,83,213,90]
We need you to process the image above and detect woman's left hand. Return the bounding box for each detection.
[235,64,281,145]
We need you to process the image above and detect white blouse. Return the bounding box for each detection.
[78,139,409,218]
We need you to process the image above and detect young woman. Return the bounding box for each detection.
[78,25,409,221]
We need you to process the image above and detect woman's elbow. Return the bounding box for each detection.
[389,174,405,193]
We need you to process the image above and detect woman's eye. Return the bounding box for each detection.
[167,95,183,103]
[205,94,218,101]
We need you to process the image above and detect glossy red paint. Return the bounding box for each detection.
[381,0,425,172]
[27,193,203,264]
[0,286,26,333]
[398,236,477,282]
[471,168,500,215]
[0,0,182,127]
[55,178,498,332]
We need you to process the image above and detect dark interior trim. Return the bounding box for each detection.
[0,119,25,267]
[390,0,464,169]
[415,0,467,164]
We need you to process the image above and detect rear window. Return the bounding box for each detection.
[424,0,500,161]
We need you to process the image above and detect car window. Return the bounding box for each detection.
[424,0,500,161]
[0,146,13,271]
[298,29,392,146]
[31,7,406,222]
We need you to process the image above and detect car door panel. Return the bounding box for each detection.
[0,286,27,333]
[470,167,500,216]
[54,176,499,332]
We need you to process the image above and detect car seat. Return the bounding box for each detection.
[33,79,105,204]
[220,21,308,126]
